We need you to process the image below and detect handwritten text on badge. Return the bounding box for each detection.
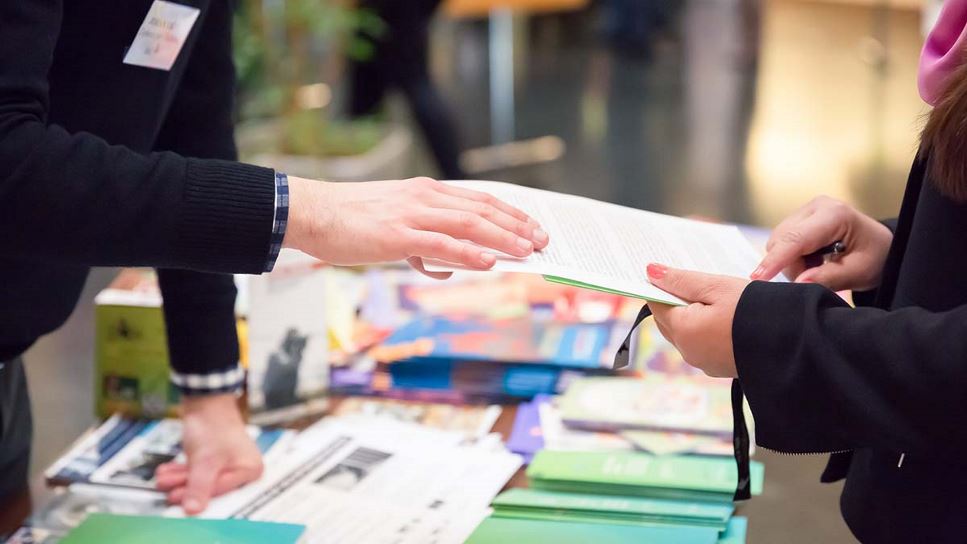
[123,1,201,71]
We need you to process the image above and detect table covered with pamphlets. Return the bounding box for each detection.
[2,249,768,543]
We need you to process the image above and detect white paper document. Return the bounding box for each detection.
[177,416,521,544]
[425,181,766,305]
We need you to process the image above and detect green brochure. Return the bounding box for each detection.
[492,488,733,529]
[543,275,654,301]
[59,514,305,544]
[719,516,748,544]
[465,516,720,544]
[527,451,764,502]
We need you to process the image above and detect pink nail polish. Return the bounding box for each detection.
[647,263,667,280]
[751,265,765,279]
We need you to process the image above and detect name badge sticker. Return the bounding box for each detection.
[123,1,201,71]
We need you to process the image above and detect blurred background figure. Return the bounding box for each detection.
[602,0,676,59]
[349,0,468,179]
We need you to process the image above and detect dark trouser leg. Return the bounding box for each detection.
[0,357,32,502]
[352,0,466,179]
[399,77,467,179]
[348,51,388,118]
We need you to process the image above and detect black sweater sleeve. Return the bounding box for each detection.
[0,0,274,274]
[733,281,967,455]
[154,0,244,384]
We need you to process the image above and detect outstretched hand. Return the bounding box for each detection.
[284,177,549,278]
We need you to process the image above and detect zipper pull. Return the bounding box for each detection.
[897,453,906,468]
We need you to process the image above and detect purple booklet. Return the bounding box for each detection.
[506,396,547,463]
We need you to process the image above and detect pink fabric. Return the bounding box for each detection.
[920,0,967,105]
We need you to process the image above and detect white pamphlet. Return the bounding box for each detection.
[425,181,766,305]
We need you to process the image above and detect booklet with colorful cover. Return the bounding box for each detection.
[364,314,623,399]
[526,451,764,503]
[505,397,544,463]
[44,415,293,489]
[558,376,734,437]
[372,314,618,370]
[246,250,330,414]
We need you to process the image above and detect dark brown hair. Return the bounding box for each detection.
[921,58,967,202]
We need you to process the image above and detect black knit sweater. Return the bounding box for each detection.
[0,0,276,378]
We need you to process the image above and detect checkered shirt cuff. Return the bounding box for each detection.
[264,172,289,273]
[170,366,245,396]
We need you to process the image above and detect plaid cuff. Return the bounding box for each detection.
[171,366,245,396]
[264,172,289,273]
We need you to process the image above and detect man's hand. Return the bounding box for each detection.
[155,394,263,515]
[283,177,549,279]
[646,263,748,378]
[750,196,892,291]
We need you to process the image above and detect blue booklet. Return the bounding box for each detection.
[375,315,615,369]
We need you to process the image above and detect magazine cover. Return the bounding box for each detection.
[247,249,329,412]
[94,270,175,419]
[45,415,151,487]
[93,269,249,419]
[45,416,293,490]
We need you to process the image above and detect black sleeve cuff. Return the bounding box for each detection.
[157,269,241,395]
[732,281,854,454]
[173,159,276,274]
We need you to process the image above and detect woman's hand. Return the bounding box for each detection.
[155,394,264,515]
[284,177,549,278]
[647,263,747,378]
[750,196,892,291]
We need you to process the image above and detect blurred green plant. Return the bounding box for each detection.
[233,0,387,157]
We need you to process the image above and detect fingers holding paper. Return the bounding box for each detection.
[646,263,748,378]
[750,196,892,291]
